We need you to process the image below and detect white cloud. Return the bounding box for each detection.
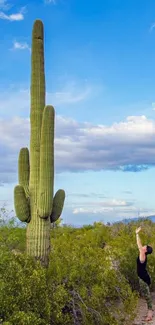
[0,11,23,20]
[73,207,114,214]
[0,6,25,21]
[0,113,155,185]
[0,116,29,150]
[12,41,30,51]
[1,87,155,184]
[72,204,155,224]
[0,89,30,117]
[54,114,155,173]
[73,199,133,214]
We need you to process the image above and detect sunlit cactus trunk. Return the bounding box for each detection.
[14,20,65,267]
[26,213,51,266]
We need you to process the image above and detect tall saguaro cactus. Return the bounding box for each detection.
[14,20,65,266]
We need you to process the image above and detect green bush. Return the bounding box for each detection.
[2,216,153,324]
[0,212,26,253]
[4,311,45,325]
[0,249,50,324]
[47,225,138,325]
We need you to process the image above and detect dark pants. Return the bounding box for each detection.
[139,277,152,310]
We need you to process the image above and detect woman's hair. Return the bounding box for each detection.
[146,245,153,255]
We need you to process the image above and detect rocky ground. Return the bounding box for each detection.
[133,292,155,325]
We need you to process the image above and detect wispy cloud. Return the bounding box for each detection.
[64,205,155,226]
[122,190,132,195]
[48,79,95,104]
[71,204,155,225]
[44,0,56,4]
[0,11,23,21]
[47,85,91,105]
[71,198,139,225]
[68,192,107,199]
[73,199,134,214]
[12,41,31,51]
[0,6,25,21]
[149,23,155,32]
[0,0,10,10]
[0,83,92,118]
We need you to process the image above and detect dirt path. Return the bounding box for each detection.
[133,292,155,325]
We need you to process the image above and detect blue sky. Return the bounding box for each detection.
[1,0,155,225]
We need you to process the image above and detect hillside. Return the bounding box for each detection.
[115,215,155,225]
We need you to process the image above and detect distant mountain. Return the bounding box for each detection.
[114,215,155,224]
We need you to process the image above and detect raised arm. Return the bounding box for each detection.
[136,226,146,262]
[136,227,143,250]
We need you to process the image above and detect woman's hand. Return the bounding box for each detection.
[136,226,141,234]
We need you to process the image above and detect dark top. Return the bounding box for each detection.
[137,255,151,285]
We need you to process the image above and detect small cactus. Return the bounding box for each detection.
[14,20,65,266]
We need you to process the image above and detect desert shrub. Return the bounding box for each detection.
[1,215,148,325]
[3,311,46,325]
[0,248,50,324]
[47,226,138,325]
[0,209,26,253]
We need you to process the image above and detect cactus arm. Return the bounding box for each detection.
[39,105,55,218]
[14,185,30,222]
[18,148,30,198]
[14,147,30,223]
[50,189,65,223]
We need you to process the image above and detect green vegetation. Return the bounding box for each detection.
[14,19,65,266]
[1,208,155,324]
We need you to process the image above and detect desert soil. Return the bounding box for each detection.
[133,292,155,325]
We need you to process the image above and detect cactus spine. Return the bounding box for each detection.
[14,20,65,266]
